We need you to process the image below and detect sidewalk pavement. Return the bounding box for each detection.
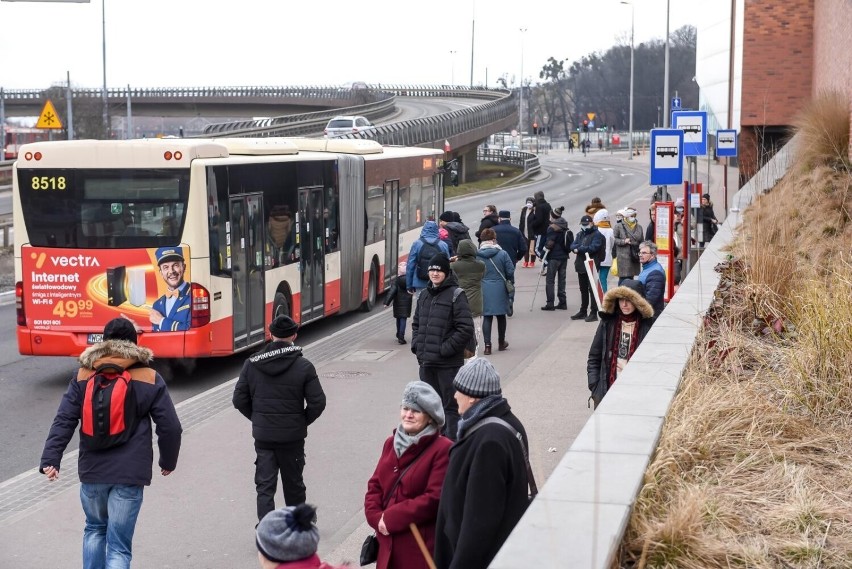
[0,252,600,569]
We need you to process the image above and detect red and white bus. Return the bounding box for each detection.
[4,126,50,160]
[13,137,445,358]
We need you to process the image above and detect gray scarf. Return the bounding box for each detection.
[393,423,438,458]
[456,394,505,440]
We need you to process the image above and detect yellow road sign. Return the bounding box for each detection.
[36,99,63,129]
[586,113,596,121]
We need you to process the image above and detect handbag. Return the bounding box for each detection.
[488,258,514,294]
[360,449,428,566]
[610,258,619,277]
[359,534,379,566]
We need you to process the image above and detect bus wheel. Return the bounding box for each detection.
[273,292,290,319]
[360,263,377,312]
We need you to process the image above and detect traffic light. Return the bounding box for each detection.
[533,122,539,135]
[583,119,589,133]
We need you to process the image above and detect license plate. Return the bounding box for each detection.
[87,333,104,344]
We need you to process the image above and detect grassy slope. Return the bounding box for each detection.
[619,92,852,568]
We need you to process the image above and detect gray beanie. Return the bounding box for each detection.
[401,381,445,428]
[256,504,319,563]
[453,358,502,398]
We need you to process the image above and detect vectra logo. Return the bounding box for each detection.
[30,252,47,269]
[32,253,102,268]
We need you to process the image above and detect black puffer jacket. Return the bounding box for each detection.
[411,273,474,368]
[232,341,326,447]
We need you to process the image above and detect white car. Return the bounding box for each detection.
[324,115,375,137]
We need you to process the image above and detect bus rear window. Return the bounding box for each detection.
[17,168,190,249]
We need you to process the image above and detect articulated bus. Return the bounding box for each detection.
[13,137,445,358]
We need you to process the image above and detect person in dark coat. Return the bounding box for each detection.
[636,241,667,318]
[233,315,327,522]
[434,358,530,569]
[493,210,526,265]
[384,261,414,344]
[540,206,571,311]
[518,196,537,267]
[411,253,475,440]
[476,228,515,353]
[570,215,606,322]
[40,317,182,569]
[364,381,452,569]
[474,204,499,243]
[439,211,472,251]
[700,193,720,246]
[587,280,654,408]
[529,190,552,269]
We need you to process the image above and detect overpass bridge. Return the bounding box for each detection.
[1,84,524,182]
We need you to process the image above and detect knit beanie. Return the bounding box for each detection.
[269,315,299,338]
[401,381,445,428]
[453,358,502,398]
[550,206,564,219]
[256,504,319,563]
[103,317,138,344]
[428,252,451,275]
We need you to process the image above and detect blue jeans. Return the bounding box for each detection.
[80,483,144,569]
[599,266,610,293]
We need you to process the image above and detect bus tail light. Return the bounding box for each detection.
[190,283,211,327]
[16,282,26,326]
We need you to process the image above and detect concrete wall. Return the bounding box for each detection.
[812,0,852,160]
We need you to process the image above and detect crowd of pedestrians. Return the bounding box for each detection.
[36,181,708,567]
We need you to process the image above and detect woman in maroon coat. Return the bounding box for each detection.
[364,381,452,569]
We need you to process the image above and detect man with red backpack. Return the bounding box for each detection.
[40,317,182,569]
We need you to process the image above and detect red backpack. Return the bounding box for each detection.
[79,363,139,450]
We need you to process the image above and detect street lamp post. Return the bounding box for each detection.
[450,50,457,85]
[621,1,634,160]
[519,27,527,150]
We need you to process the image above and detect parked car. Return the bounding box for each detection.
[324,115,375,137]
[503,145,521,154]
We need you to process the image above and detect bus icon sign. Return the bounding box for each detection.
[650,129,684,186]
[672,110,708,156]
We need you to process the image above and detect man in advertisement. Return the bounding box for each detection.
[150,247,192,332]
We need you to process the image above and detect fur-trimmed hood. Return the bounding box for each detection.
[78,339,154,370]
[600,285,654,319]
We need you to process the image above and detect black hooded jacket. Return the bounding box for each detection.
[411,273,475,368]
[233,342,326,447]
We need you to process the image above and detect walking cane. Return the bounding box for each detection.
[529,250,549,311]
[409,523,437,569]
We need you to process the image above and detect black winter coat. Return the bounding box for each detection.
[571,227,606,272]
[493,220,526,263]
[530,198,552,237]
[411,274,474,368]
[475,214,499,242]
[384,275,413,318]
[233,341,326,447]
[543,217,572,261]
[434,399,530,569]
[518,205,535,240]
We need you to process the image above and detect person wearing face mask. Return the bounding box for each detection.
[612,207,644,284]
[518,197,537,268]
[569,215,606,322]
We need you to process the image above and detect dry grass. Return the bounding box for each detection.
[618,92,852,568]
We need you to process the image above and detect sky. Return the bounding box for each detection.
[0,0,699,91]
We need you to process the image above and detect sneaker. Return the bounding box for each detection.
[397,336,407,344]
[522,261,529,268]
[541,304,556,311]
[585,313,598,322]
[570,311,587,320]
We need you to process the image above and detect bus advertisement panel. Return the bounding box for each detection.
[14,138,443,359]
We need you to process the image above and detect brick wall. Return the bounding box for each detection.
[740,0,816,180]
[812,0,852,160]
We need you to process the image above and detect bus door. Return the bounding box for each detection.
[229,194,266,350]
[298,187,325,322]
[384,180,400,286]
